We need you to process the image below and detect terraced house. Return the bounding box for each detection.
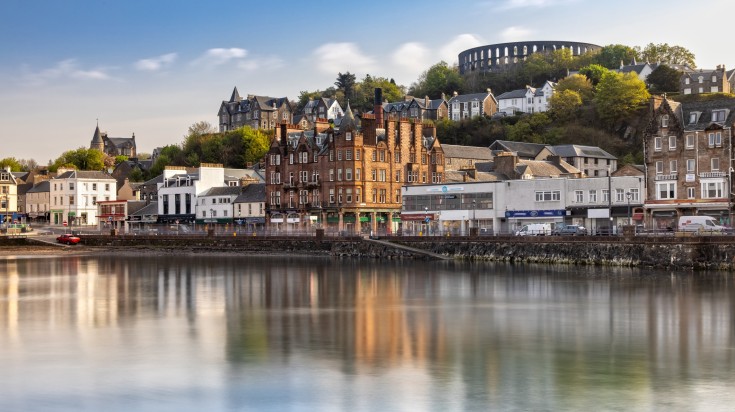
[643,95,735,229]
[266,89,446,235]
[218,87,293,132]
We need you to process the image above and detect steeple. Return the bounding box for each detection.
[90,123,104,152]
[230,87,241,102]
[340,101,356,132]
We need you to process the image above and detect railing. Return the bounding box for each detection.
[699,171,726,178]
[654,174,678,181]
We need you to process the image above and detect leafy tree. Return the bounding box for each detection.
[0,157,23,172]
[49,148,106,172]
[549,90,583,122]
[135,153,151,160]
[187,121,216,137]
[146,144,184,178]
[593,44,639,69]
[506,113,552,143]
[594,71,650,126]
[579,64,610,86]
[128,167,144,182]
[335,72,357,106]
[636,43,696,67]
[408,61,464,99]
[114,155,129,165]
[554,74,594,102]
[353,74,405,112]
[647,64,683,93]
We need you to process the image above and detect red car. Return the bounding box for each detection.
[56,234,81,245]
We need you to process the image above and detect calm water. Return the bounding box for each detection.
[0,254,734,412]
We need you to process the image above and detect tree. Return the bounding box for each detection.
[594,71,650,126]
[637,43,696,68]
[49,148,106,172]
[187,121,216,137]
[593,44,639,69]
[0,157,23,172]
[353,74,405,112]
[579,64,610,86]
[335,72,357,106]
[408,61,463,98]
[114,155,129,165]
[554,74,594,102]
[549,90,583,122]
[647,64,683,93]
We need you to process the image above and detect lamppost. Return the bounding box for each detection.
[472,199,476,234]
[425,206,429,236]
[625,192,632,225]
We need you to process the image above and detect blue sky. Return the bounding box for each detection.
[1,0,731,164]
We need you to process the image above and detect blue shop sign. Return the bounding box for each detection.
[505,210,565,218]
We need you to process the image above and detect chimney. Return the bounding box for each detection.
[441,92,446,101]
[486,88,492,95]
[425,95,430,109]
[374,88,383,126]
[493,152,518,178]
[453,91,458,97]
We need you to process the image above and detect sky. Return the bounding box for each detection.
[1,0,732,164]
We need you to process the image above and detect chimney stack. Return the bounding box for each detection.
[374,88,383,126]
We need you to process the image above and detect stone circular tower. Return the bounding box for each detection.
[458,41,602,75]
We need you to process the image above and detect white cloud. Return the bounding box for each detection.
[439,34,484,65]
[391,42,431,73]
[484,0,578,10]
[499,26,533,41]
[237,55,284,71]
[312,42,376,75]
[135,53,178,71]
[191,48,248,67]
[22,59,114,85]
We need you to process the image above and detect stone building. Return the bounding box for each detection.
[643,95,735,229]
[681,66,730,95]
[447,90,498,120]
[90,124,137,157]
[218,87,293,132]
[266,88,446,235]
[383,95,448,122]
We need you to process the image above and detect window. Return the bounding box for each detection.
[668,136,676,150]
[712,110,726,122]
[685,77,690,85]
[105,184,110,191]
[346,188,352,203]
[329,150,334,161]
[69,183,75,190]
[709,132,722,147]
[711,158,720,171]
[698,76,703,84]
[329,188,335,204]
[300,152,308,163]
[589,190,597,203]
[289,153,294,164]
[379,170,386,182]
[534,191,561,201]
[654,137,662,151]
[421,172,427,183]
[337,169,342,181]
[300,171,308,182]
[356,188,362,203]
[68,196,74,205]
[329,169,334,181]
[372,151,377,161]
[629,188,640,202]
[655,161,663,174]
[371,169,377,181]
[686,159,695,172]
[656,182,676,200]
[689,114,697,124]
[271,191,281,206]
[92,183,97,191]
[346,149,352,160]
[337,150,342,161]
[575,190,583,203]
[602,189,610,203]
[356,168,361,181]
[395,170,401,182]
[346,132,352,141]
[379,150,385,162]
[616,188,625,202]
[346,168,352,181]
[661,114,669,127]
[701,181,724,198]
[687,187,696,199]
[686,134,695,148]
[395,152,400,163]
[355,150,360,161]
[669,160,677,174]
[712,75,717,82]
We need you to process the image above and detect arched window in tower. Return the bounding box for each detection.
[513,46,518,56]
[523,45,528,55]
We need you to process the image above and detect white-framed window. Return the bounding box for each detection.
[685,78,690,84]
[712,110,726,122]
[687,187,696,199]
[346,188,352,203]
[668,136,676,150]
[289,153,294,164]
[300,171,308,182]
[698,76,703,84]
[656,161,663,174]
[689,114,697,124]
[575,190,583,203]
[337,169,342,181]
[711,87,719,93]
[654,137,662,151]
[629,188,640,202]
[337,150,342,161]
[686,134,695,148]
[329,169,334,181]
[701,181,724,198]
[356,168,361,181]
[602,189,610,203]
[329,188,335,204]
[661,114,669,127]
[346,132,352,141]
[300,152,308,163]
[615,188,624,202]
[379,170,386,182]
[711,158,720,171]
[686,159,695,172]
[708,132,722,147]
[589,190,597,203]
[346,149,352,160]
[656,182,676,200]
[371,169,377,181]
[346,168,352,181]
[670,160,677,174]
[712,75,717,82]
[534,191,560,201]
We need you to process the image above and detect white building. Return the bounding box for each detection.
[197,186,242,224]
[49,169,117,226]
[0,166,18,225]
[234,183,266,232]
[497,82,555,115]
[401,175,644,235]
[532,81,555,113]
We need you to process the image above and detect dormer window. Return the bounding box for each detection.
[712,76,717,82]
[346,132,352,141]
[685,78,690,85]
[698,76,703,84]
[712,110,726,122]
[689,113,697,124]
[661,114,669,127]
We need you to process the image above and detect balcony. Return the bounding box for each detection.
[654,173,677,181]
[699,171,726,178]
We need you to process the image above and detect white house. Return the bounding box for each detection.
[49,169,117,226]
[197,186,242,224]
[496,87,536,115]
[532,81,556,113]
[234,183,266,232]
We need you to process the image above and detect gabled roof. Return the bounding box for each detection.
[130,202,158,217]
[234,183,266,203]
[550,144,616,160]
[496,88,534,100]
[447,91,496,104]
[517,159,580,177]
[441,144,493,160]
[55,170,115,180]
[253,95,289,111]
[105,137,135,148]
[619,63,650,75]
[490,140,548,159]
[126,200,148,215]
[27,180,50,193]
[680,97,735,131]
[201,186,243,197]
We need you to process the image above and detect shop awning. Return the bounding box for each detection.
[632,213,644,220]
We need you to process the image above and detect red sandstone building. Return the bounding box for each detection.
[266,89,445,235]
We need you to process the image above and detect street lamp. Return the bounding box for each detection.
[425,206,429,236]
[625,192,632,225]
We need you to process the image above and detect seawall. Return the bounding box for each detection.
[4,234,735,270]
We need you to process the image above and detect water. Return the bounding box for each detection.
[0,254,734,411]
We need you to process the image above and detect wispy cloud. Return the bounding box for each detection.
[22,59,114,86]
[391,42,431,73]
[191,48,248,67]
[439,34,484,64]
[237,55,284,71]
[482,0,578,10]
[499,26,533,41]
[135,52,178,71]
[312,42,376,75]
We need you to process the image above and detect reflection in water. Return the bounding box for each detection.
[0,255,734,411]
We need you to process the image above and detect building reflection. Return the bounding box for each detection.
[0,256,734,409]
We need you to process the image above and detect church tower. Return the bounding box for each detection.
[90,123,105,153]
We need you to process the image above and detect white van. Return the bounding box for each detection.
[515,223,552,236]
[677,216,726,232]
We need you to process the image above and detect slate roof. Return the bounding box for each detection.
[129,202,158,217]
[496,88,533,100]
[550,144,617,160]
[126,200,148,215]
[489,140,548,159]
[234,183,266,203]
[441,144,493,160]
[619,63,650,75]
[517,159,580,177]
[447,92,496,104]
[679,97,735,131]
[443,170,504,183]
[55,170,115,180]
[27,180,50,193]
[201,186,243,197]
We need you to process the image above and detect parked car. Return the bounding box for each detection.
[515,223,552,236]
[56,234,81,245]
[552,225,587,236]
